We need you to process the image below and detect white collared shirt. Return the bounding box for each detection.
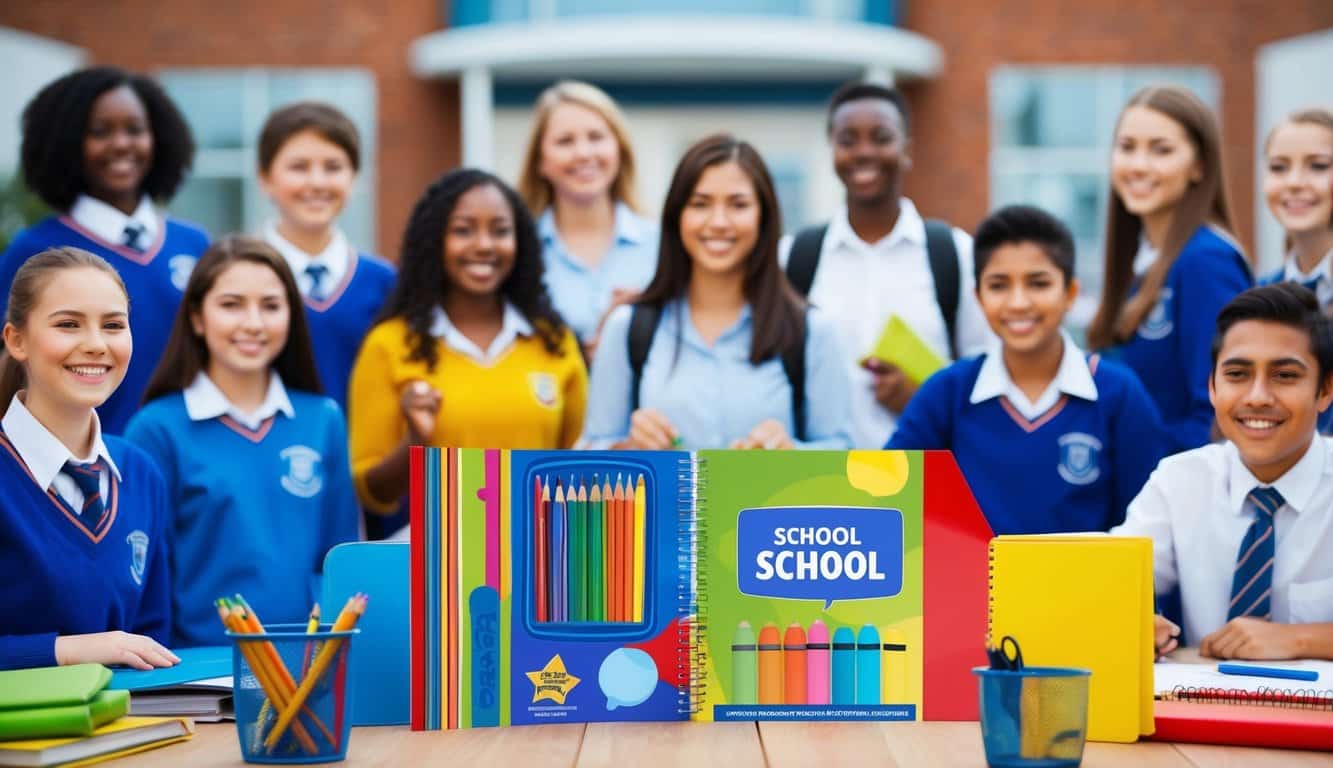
[70,194,158,247]
[263,223,351,299]
[183,371,295,430]
[2,393,122,509]
[429,303,534,365]
[1112,436,1333,644]
[1281,249,1333,309]
[969,331,1098,421]
[778,198,993,447]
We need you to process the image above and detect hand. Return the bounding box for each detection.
[400,380,442,443]
[866,359,918,414]
[1153,614,1180,660]
[1200,617,1306,660]
[731,419,795,450]
[55,631,179,670]
[625,408,678,450]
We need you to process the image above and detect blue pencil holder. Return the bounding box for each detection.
[228,624,359,764]
[973,666,1091,768]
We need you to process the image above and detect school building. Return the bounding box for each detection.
[1,1,1330,308]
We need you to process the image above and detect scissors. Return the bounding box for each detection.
[987,635,1025,671]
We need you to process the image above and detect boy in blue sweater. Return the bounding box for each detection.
[889,205,1168,534]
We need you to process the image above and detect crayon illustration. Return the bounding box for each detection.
[881,628,908,704]
[783,623,807,705]
[832,626,855,704]
[731,621,757,704]
[856,625,881,705]
[757,623,782,704]
[806,619,830,705]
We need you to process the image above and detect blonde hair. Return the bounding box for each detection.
[516,81,640,215]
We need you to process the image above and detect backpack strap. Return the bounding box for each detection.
[627,303,661,413]
[781,310,809,443]
[924,219,960,360]
[786,224,829,298]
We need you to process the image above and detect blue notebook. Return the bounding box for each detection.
[322,541,410,726]
[107,646,231,691]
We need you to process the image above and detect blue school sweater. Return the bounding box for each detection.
[0,216,209,434]
[1108,226,1251,453]
[302,252,396,410]
[0,432,171,670]
[887,354,1168,535]
[125,391,359,646]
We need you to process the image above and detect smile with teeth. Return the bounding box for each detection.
[1238,417,1282,430]
[66,364,110,379]
[1001,318,1037,334]
[850,166,880,183]
[232,338,267,355]
[461,260,499,279]
[1121,178,1158,196]
[699,238,736,254]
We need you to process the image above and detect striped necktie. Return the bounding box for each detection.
[1227,486,1284,621]
[61,459,106,524]
[305,263,329,301]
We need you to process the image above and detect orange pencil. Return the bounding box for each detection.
[783,623,807,704]
[218,602,319,755]
[265,595,366,752]
[758,623,782,704]
[228,599,335,748]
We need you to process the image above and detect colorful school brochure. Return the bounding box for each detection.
[861,314,946,385]
[409,448,994,729]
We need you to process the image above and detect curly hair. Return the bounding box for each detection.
[378,168,568,370]
[20,66,195,211]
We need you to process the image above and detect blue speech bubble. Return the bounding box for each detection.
[736,506,904,608]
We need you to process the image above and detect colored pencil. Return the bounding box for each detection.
[265,594,367,752]
[535,477,549,622]
[576,481,589,622]
[553,480,567,623]
[611,475,625,622]
[216,600,321,754]
[602,476,614,621]
[301,603,320,677]
[633,475,645,623]
[589,478,604,622]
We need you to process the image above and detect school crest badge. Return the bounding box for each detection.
[169,254,197,292]
[1136,286,1174,340]
[127,530,149,586]
[1057,432,1102,485]
[280,445,323,498]
[528,372,559,409]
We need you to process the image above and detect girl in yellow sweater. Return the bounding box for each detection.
[348,169,587,522]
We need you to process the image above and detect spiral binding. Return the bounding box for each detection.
[676,456,707,714]
[985,540,996,648]
[1161,685,1333,710]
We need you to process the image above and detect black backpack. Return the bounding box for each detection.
[786,219,961,360]
[626,304,808,442]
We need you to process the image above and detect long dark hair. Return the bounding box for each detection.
[377,168,567,370]
[638,133,805,364]
[0,248,128,416]
[141,235,321,403]
[1089,85,1245,349]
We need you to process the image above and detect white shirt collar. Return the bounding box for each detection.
[1132,235,1159,276]
[1,393,121,489]
[183,370,295,430]
[1282,249,1333,285]
[263,223,351,297]
[69,194,158,246]
[429,302,534,365]
[826,197,927,253]
[969,330,1098,419]
[1226,434,1325,517]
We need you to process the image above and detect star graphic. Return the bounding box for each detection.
[526,654,581,704]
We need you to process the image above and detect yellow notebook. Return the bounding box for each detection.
[987,534,1154,743]
[0,715,194,767]
[861,314,947,385]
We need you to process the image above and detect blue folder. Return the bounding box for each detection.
[107,645,231,690]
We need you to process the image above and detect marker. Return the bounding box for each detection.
[1217,663,1319,682]
[806,619,830,705]
[758,623,782,704]
[731,621,757,704]
[783,623,807,704]
[856,625,880,704]
[832,626,856,704]
[881,628,909,704]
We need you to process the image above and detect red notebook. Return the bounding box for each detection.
[1153,700,1333,750]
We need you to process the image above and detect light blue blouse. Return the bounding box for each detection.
[539,203,660,341]
[581,300,854,449]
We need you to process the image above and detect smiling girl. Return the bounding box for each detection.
[1088,85,1252,453]
[0,248,177,670]
[0,68,207,435]
[1259,109,1333,308]
[126,236,358,645]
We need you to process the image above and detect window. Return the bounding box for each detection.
[159,69,377,250]
[989,66,1218,328]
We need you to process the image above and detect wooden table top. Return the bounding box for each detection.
[125,721,1332,766]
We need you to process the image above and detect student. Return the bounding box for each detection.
[780,81,991,449]
[0,67,208,434]
[257,102,396,412]
[1088,85,1252,454]
[126,236,358,646]
[349,170,587,523]
[1114,283,1333,660]
[517,81,658,355]
[888,206,1167,534]
[582,134,853,450]
[0,248,177,670]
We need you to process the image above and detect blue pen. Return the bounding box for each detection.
[832,627,856,704]
[1217,662,1319,682]
[855,625,881,705]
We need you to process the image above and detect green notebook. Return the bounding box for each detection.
[861,314,947,385]
[0,690,129,740]
[0,665,111,711]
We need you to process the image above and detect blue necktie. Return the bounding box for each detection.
[305,263,329,301]
[61,459,106,524]
[1301,276,1321,294]
[1228,486,1283,621]
[122,222,146,252]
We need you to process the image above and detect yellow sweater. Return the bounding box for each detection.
[348,316,588,511]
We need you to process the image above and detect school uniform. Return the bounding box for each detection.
[348,304,588,514]
[264,224,396,410]
[580,301,854,450]
[1258,251,1333,435]
[0,395,170,669]
[777,199,993,448]
[0,196,209,434]
[125,372,358,646]
[1113,436,1333,645]
[1110,225,1252,453]
[888,332,1168,535]
[539,203,659,342]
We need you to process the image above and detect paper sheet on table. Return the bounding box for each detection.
[1154,659,1333,696]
